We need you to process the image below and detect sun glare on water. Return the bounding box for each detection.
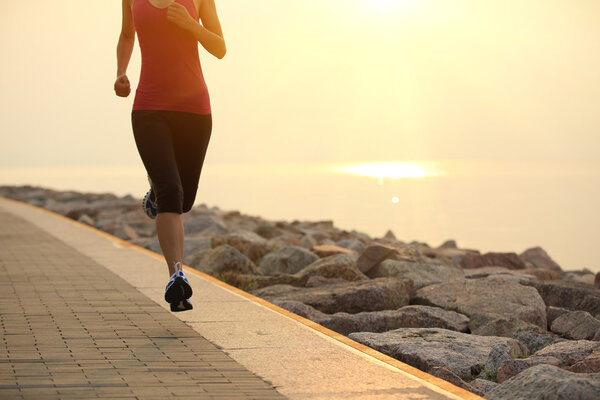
[330,161,445,180]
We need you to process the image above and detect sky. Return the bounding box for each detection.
[1,0,599,167]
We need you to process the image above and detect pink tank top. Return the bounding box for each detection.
[132,0,211,115]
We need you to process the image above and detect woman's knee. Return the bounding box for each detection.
[154,180,185,214]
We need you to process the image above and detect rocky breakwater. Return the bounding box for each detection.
[2,185,600,400]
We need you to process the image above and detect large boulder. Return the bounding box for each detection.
[292,253,366,286]
[459,252,526,270]
[366,259,463,289]
[413,278,547,329]
[496,356,561,383]
[522,280,600,318]
[569,349,600,373]
[273,301,469,336]
[348,328,526,379]
[550,310,600,340]
[427,367,484,397]
[188,244,258,275]
[469,313,544,338]
[511,330,567,354]
[485,364,600,400]
[356,243,399,273]
[534,340,600,368]
[257,245,318,275]
[519,246,563,272]
[184,214,229,235]
[251,277,413,314]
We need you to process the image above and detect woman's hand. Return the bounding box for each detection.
[167,3,196,31]
[114,74,131,97]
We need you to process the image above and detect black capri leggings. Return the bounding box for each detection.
[131,110,212,214]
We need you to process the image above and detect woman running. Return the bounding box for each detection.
[114,0,226,312]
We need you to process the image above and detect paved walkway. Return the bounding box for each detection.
[0,197,481,400]
[0,208,285,399]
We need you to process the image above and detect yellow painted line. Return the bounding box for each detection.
[1,196,484,400]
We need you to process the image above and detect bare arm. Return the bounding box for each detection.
[167,0,226,59]
[117,0,136,77]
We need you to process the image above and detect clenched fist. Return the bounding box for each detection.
[167,2,196,31]
[114,74,131,97]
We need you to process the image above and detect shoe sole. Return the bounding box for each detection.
[170,299,193,312]
[164,276,193,304]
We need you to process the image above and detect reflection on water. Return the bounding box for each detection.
[0,160,598,272]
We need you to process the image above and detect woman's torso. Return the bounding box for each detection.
[132,0,211,115]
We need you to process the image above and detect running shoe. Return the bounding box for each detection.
[164,262,193,305]
[142,175,158,219]
[170,298,193,312]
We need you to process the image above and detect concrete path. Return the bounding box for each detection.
[0,197,482,400]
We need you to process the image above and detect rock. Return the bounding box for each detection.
[335,239,366,254]
[595,272,600,289]
[188,244,258,275]
[522,268,563,281]
[459,252,526,270]
[184,215,229,235]
[282,304,470,336]
[511,330,567,354]
[427,366,484,397]
[420,247,475,269]
[383,229,397,240]
[573,274,596,286]
[367,259,464,289]
[292,253,366,286]
[469,313,544,337]
[310,244,358,258]
[77,214,95,226]
[485,364,600,400]
[257,245,318,275]
[304,276,348,287]
[534,340,600,368]
[356,243,399,273]
[519,246,563,272]
[546,306,570,328]
[348,328,526,380]
[254,222,283,239]
[470,378,498,394]
[301,235,317,249]
[413,278,547,329]
[438,240,457,249]
[568,349,600,373]
[496,356,561,383]
[251,277,414,314]
[522,280,600,318]
[550,311,600,340]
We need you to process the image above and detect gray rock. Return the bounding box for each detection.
[251,277,414,314]
[292,253,366,286]
[534,340,600,368]
[188,244,258,275]
[485,364,600,400]
[496,355,561,383]
[367,259,463,289]
[257,245,319,275]
[77,214,95,226]
[469,313,544,337]
[274,302,469,336]
[428,366,484,397]
[184,215,229,235]
[547,306,570,328]
[595,272,600,289]
[551,311,600,340]
[460,252,526,270]
[335,239,366,254]
[356,243,399,273]
[519,246,563,272]
[414,278,547,329]
[348,328,526,380]
[511,330,567,354]
[522,280,600,319]
[470,378,498,394]
[438,240,458,249]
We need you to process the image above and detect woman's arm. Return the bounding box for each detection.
[115,0,135,96]
[167,0,226,59]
